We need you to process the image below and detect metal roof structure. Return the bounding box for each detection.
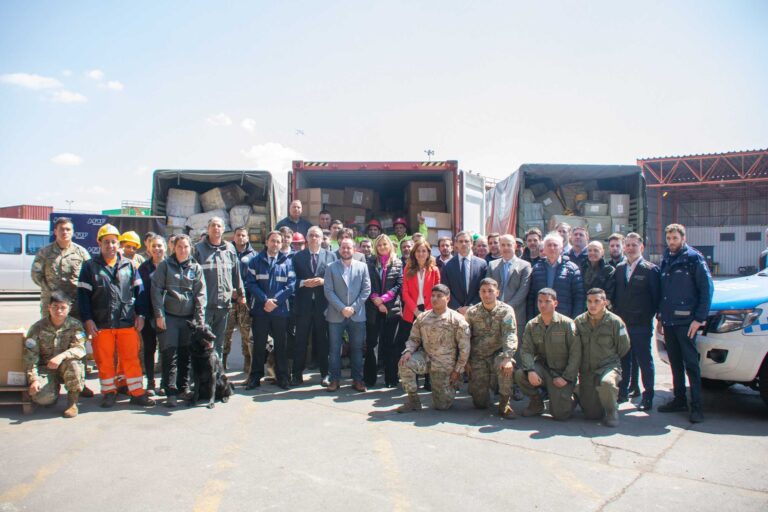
[637,148,768,188]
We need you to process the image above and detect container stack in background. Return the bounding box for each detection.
[520,179,632,246]
[165,184,269,251]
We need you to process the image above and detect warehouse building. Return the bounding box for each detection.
[638,148,768,275]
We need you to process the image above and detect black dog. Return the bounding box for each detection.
[187,320,234,409]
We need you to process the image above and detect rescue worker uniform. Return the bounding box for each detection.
[24,316,86,416]
[574,310,630,426]
[77,252,150,401]
[464,301,518,417]
[515,312,581,420]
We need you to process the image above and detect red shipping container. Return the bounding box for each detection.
[0,204,53,220]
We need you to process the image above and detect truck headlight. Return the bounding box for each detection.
[712,309,762,333]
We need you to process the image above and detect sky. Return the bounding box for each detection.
[0,1,766,213]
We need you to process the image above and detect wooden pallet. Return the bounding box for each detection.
[0,386,33,415]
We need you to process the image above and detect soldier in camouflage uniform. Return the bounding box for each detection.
[31,216,90,319]
[223,227,256,373]
[574,288,631,427]
[465,278,518,419]
[23,292,86,418]
[515,288,581,420]
[397,284,470,412]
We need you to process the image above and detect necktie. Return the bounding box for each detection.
[311,253,317,274]
[501,261,509,301]
[461,257,469,295]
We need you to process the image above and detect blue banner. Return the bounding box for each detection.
[49,212,109,257]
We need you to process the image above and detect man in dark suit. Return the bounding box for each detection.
[292,226,337,386]
[486,234,532,329]
[440,231,488,315]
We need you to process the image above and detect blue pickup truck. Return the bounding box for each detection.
[656,271,768,407]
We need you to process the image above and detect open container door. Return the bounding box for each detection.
[461,171,486,235]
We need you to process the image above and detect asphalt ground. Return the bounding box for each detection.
[0,299,766,511]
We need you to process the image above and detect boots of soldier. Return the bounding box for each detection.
[522,393,545,417]
[223,354,228,372]
[603,408,619,427]
[80,386,94,398]
[396,392,422,413]
[63,392,79,418]
[498,395,516,419]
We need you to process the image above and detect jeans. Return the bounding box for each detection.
[619,326,655,401]
[664,323,702,407]
[328,319,365,383]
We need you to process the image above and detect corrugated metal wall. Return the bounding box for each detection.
[687,225,765,275]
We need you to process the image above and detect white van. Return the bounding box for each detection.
[0,218,49,293]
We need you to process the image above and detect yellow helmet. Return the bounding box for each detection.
[97,223,120,241]
[119,231,141,248]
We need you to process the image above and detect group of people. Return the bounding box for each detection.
[23,197,714,427]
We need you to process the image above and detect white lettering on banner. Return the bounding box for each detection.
[74,232,88,240]
[87,218,106,226]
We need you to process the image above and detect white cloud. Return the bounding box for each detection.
[240,142,302,175]
[241,118,257,133]
[207,113,232,126]
[0,72,62,90]
[106,80,124,91]
[61,70,73,77]
[51,153,83,166]
[133,165,151,176]
[87,69,105,81]
[50,90,88,103]
[83,185,108,195]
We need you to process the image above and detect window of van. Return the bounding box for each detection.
[26,234,48,255]
[0,233,22,254]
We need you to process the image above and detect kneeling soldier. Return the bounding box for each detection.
[515,288,581,420]
[397,284,470,412]
[574,288,630,427]
[24,292,86,418]
[465,278,518,419]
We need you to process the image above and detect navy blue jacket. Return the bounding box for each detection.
[440,254,488,309]
[245,250,296,318]
[78,253,147,329]
[659,244,713,326]
[566,247,589,270]
[527,256,585,321]
[235,243,257,279]
[613,258,660,328]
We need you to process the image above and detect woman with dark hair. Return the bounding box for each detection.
[394,240,441,388]
[364,234,403,388]
[137,234,166,395]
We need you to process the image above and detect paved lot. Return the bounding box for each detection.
[0,299,766,511]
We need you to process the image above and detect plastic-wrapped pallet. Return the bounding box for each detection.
[185,209,231,231]
[200,184,247,212]
[166,216,187,228]
[521,203,544,221]
[537,190,565,218]
[585,216,612,239]
[167,188,201,218]
[548,215,587,232]
[229,205,252,229]
[522,188,536,203]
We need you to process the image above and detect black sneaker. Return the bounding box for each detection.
[658,398,688,413]
[289,375,303,387]
[165,395,178,408]
[689,406,704,423]
[100,393,117,408]
[277,379,290,390]
[245,378,261,390]
[178,389,194,400]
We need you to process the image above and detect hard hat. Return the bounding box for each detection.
[292,232,305,243]
[393,217,408,228]
[97,224,120,241]
[119,231,141,248]
[366,219,382,229]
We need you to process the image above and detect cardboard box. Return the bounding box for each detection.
[537,190,564,218]
[419,211,452,229]
[332,206,367,227]
[519,219,546,235]
[582,202,608,216]
[585,216,612,239]
[610,194,630,217]
[559,182,589,210]
[611,217,632,234]
[166,188,201,218]
[0,330,27,386]
[548,215,587,232]
[303,202,324,219]
[298,188,344,206]
[166,216,187,228]
[427,228,454,245]
[344,187,375,208]
[590,190,619,202]
[406,181,446,205]
[200,184,247,212]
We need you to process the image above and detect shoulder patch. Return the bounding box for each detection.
[76,331,86,340]
[619,325,627,337]
[25,338,37,349]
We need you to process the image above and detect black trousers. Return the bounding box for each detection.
[141,323,158,388]
[293,305,329,378]
[251,316,289,382]
[162,345,190,396]
[365,313,400,387]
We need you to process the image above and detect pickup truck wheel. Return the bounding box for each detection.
[759,358,768,408]
[701,378,731,390]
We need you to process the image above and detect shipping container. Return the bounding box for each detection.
[0,205,53,221]
[486,163,647,243]
[289,160,486,235]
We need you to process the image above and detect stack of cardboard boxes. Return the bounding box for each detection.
[0,330,27,387]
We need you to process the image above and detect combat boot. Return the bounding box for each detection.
[603,409,619,428]
[63,392,79,418]
[498,395,516,419]
[80,386,95,398]
[396,393,422,413]
[522,393,545,417]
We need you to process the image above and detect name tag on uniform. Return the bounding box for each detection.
[633,275,645,281]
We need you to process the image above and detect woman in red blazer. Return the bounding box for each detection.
[394,240,441,376]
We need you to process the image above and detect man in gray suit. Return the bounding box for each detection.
[324,238,372,392]
[487,234,532,401]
